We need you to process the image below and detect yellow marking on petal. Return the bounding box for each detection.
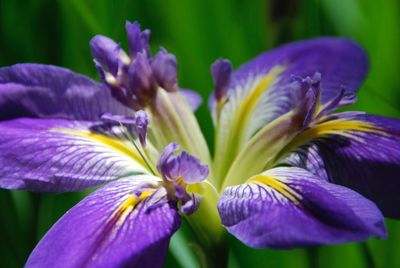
[52,128,146,167]
[215,66,286,182]
[248,174,301,204]
[291,119,384,147]
[112,190,155,226]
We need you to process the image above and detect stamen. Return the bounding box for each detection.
[119,122,157,175]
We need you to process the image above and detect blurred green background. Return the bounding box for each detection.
[0,0,399,267]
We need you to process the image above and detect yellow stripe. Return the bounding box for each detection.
[113,190,155,225]
[248,174,301,204]
[291,119,383,146]
[52,128,146,167]
[238,66,285,123]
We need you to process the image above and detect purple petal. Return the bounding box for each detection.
[100,112,137,125]
[233,38,367,104]
[211,58,232,101]
[0,118,148,192]
[157,143,209,184]
[212,38,368,135]
[127,52,155,102]
[179,89,202,111]
[0,64,134,121]
[125,21,151,58]
[151,48,178,92]
[285,114,400,218]
[90,35,123,76]
[156,143,179,178]
[180,194,200,215]
[26,176,180,268]
[218,167,385,249]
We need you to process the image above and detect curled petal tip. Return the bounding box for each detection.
[90,35,126,76]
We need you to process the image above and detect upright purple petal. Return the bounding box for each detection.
[218,167,385,249]
[26,176,180,268]
[0,64,134,121]
[125,21,151,58]
[151,48,178,92]
[0,118,148,192]
[127,52,156,103]
[284,113,400,218]
[211,58,232,102]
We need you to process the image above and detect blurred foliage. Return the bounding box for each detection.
[0,0,399,267]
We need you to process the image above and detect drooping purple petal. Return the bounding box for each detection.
[211,58,232,102]
[151,48,178,92]
[179,89,202,111]
[0,118,148,192]
[26,176,180,268]
[284,114,400,218]
[0,64,134,121]
[218,167,385,249]
[157,143,209,184]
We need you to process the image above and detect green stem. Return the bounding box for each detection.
[306,247,319,268]
[360,242,376,268]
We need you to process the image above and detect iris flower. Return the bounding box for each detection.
[0,21,399,267]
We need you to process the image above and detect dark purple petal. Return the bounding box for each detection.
[285,114,400,218]
[151,48,178,92]
[0,118,148,192]
[211,58,232,101]
[157,143,209,184]
[26,176,180,268]
[126,21,151,58]
[0,64,134,121]
[180,194,200,215]
[179,89,202,111]
[90,35,124,76]
[218,167,385,249]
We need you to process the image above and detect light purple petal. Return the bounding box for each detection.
[284,114,400,218]
[90,35,122,75]
[0,118,148,192]
[0,64,134,121]
[157,143,209,184]
[218,167,385,249]
[179,89,202,111]
[26,176,180,268]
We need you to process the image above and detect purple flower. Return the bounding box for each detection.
[0,21,400,267]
